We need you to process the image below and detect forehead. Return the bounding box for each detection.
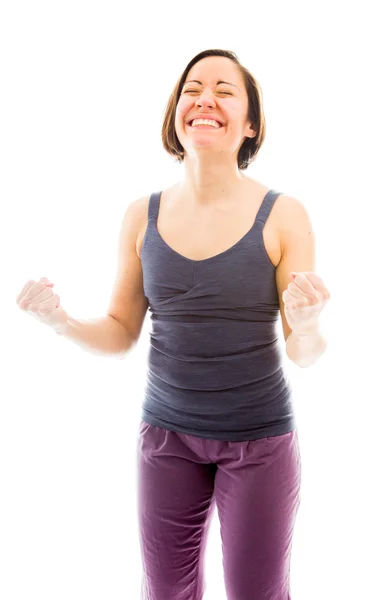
[185,56,242,86]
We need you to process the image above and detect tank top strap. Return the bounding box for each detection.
[255,189,283,226]
[148,189,282,225]
[148,191,162,220]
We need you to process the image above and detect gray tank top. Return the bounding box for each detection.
[139,189,296,441]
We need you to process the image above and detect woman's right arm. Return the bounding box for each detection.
[19,195,149,360]
[55,314,133,359]
[57,195,149,359]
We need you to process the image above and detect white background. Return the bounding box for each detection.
[1,1,387,598]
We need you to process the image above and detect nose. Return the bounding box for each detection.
[195,89,217,108]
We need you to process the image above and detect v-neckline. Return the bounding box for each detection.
[150,188,275,264]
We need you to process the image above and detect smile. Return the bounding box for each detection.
[188,122,224,130]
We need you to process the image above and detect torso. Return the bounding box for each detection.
[136,177,283,267]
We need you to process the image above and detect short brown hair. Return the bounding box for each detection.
[161,49,266,171]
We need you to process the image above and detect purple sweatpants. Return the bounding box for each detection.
[136,420,301,600]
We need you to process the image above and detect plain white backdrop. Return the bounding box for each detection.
[2,1,387,598]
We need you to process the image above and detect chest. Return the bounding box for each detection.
[137,189,282,267]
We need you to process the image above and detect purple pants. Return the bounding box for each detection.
[136,420,301,600]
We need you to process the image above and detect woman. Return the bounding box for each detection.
[17,48,330,600]
[136,49,330,600]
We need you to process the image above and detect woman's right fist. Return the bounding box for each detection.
[16,277,68,332]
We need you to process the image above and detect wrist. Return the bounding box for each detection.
[53,314,70,335]
[290,322,320,337]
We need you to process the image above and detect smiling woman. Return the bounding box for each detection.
[161,49,265,170]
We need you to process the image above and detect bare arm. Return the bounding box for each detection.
[55,314,133,359]
[56,195,149,360]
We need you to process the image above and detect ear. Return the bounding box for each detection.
[246,124,257,138]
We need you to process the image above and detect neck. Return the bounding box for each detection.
[179,156,247,208]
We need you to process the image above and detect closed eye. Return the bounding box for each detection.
[184,90,232,95]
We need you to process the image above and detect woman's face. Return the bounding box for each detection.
[174,56,256,159]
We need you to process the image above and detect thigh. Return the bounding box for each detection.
[214,430,302,600]
[137,421,217,600]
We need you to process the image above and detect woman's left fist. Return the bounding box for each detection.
[282,271,330,334]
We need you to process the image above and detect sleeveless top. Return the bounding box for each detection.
[139,189,296,441]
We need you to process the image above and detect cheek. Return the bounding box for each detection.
[176,96,191,118]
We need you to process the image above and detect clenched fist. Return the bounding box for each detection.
[16,276,68,333]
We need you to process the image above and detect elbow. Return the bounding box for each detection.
[118,336,137,359]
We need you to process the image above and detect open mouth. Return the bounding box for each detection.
[188,120,224,129]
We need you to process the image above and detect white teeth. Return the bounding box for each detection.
[191,118,221,128]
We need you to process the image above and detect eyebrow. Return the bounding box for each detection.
[183,80,239,89]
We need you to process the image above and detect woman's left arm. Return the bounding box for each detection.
[275,196,331,368]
